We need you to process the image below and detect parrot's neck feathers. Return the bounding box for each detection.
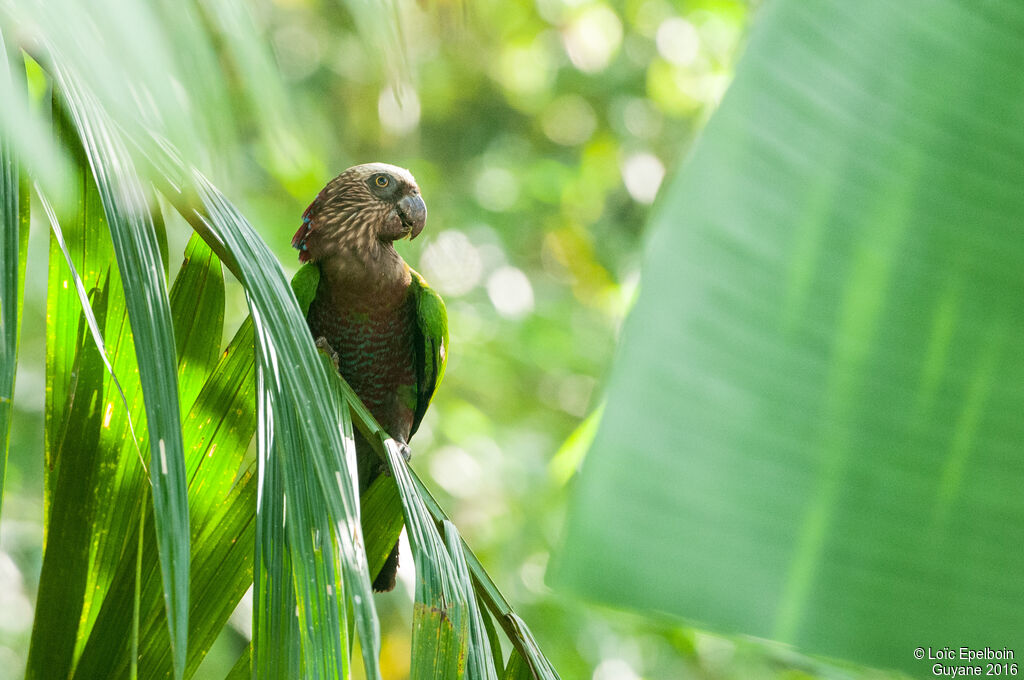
[318,241,412,307]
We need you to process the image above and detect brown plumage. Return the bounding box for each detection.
[294,163,433,591]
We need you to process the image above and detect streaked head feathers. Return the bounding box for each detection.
[292,163,426,264]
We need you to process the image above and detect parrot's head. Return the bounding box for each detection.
[292,162,427,264]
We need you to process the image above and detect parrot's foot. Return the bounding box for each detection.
[314,336,339,371]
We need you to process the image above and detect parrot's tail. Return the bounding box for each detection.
[372,541,400,592]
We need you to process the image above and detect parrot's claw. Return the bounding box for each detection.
[314,336,340,372]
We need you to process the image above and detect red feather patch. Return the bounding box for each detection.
[292,194,321,263]
[292,222,312,263]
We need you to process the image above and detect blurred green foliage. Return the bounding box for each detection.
[1,0,914,678]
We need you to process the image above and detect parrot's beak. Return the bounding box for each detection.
[398,193,427,240]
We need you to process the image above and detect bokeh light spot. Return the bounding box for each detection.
[542,95,598,146]
[656,17,700,67]
[272,23,323,80]
[592,658,640,680]
[497,39,556,99]
[487,266,535,319]
[428,445,483,498]
[519,552,550,594]
[420,230,483,297]
[0,552,32,633]
[474,167,520,212]
[621,152,665,204]
[562,5,622,73]
[378,83,421,135]
[622,97,663,139]
[633,0,674,37]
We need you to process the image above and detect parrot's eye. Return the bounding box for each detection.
[375,175,390,188]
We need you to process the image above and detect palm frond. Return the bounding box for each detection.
[501,650,534,680]
[30,100,144,680]
[71,234,243,679]
[49,58,191,679]
[28,200,112,680]
[442,521,499,680]
[383,434,469,680]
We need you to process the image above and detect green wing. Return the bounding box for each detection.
[409,267,448,437]
[290,262,321,315]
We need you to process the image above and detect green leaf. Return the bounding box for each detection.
[360,474,405,580]
[0,32,29,520]
[479,603,505,680]
[252,411,302,680]
[133,497,147,680]
[383,437,466,680]
[126,466,257,680]
[28,275,111,680]
[169,232,224,411]
[501,651,532,680]
[51,65,191,679]
[554,0,1024,675]
[314,347,472,679]
[37,102,152,656]
[0,34,69,200]
[409,473,559,680]
[442,521,498,680]
[30,102,128,678]
[224,646,250,680]
[41,98,116,529]
[74,245,250,680]
[72,210,220,671]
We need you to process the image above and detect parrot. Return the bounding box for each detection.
[290,162,448,592]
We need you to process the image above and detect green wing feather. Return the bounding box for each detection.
[409,267,448,437]
[291,262,321,315]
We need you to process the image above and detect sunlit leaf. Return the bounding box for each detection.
[410,473,559,680]
[74,240,249,680]
[27,280,109,680]
[29,106,126,679]
[50,60,190,679]
[252,372,302,679]
[169,232,224,411]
